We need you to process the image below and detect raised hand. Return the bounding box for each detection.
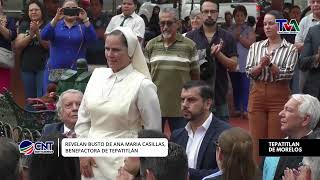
[52,8,64,23]
[116,167,134,180]
[270,63,280,78]
[80,157,96,178]
[0,16,7,27]
[282,168,296,180]
[78,7,88,21]
[260,55,271,67]
[50,8,64,27]
[211,39,224,56]
[297,165,311,180]
[29,21,40,37]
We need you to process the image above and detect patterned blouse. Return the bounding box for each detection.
[246,38,298,82]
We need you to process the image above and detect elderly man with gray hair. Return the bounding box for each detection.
[42,89,83,136]
[279,94,320,138]
[262,94,320,180]
[145,7,200,132]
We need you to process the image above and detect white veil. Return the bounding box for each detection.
[111,26,151,79]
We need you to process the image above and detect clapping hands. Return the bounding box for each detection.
[259,52,280,78]
[211,38,223,56]
[260,54,271,67]
[282,166,312,180]
[29,21,40,37]
[0,16,6,27]
[116,167,135,180]
[78,8,88,21]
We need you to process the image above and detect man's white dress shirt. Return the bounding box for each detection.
[105,12,145,38]
[185,113,212,168]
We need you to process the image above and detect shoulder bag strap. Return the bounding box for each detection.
[47,24,85,70]
[71,24,84,68]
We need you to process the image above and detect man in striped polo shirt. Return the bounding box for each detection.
[144,7,200,132]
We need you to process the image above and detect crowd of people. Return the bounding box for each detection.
[1,0,320,179]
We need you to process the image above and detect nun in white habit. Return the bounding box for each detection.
[75,27,162,180]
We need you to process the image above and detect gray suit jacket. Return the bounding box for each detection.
[300,23,320,100]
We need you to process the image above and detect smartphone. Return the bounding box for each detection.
[63,7,80,16]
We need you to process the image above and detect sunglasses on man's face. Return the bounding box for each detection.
[159,20,176,27]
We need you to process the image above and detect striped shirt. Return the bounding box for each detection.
[144,33,199,117]
[246,38,298,82]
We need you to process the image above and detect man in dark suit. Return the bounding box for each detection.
[170,80,231,180]
[262,94,320,180]
[42,89,83,136]
[300,23,320,100]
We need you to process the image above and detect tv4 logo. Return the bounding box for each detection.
[275,19,300,34]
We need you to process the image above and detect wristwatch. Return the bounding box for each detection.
[268,63,273,68]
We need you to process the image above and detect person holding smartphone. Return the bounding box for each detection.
[40,0,97,92]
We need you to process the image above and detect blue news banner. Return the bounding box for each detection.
[259,139,320,156]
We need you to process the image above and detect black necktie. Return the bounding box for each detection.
[120,16,129,26]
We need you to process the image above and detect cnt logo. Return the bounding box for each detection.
[19,140,54,155]
[275,19,300,34]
